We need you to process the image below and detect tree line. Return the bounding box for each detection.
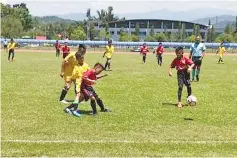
[1,3,237,42]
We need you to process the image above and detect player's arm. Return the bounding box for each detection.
[169,60,176,77]
[97,74,108,79]
[187,58,194,73]
[60,60,66,78]
[103,47,107,58]
[201,44,206,59]
[189,46,193,59]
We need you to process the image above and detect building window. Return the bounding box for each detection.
[110,31,114,35]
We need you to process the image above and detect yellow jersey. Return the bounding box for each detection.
[7,42,16,50]
[71,62,90,86]
[105,45,114,58]
[217,46,226,55]
[64,52,78,76]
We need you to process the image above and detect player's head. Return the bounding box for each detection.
[143,43,146,47]
[64,42,68,46]
[94,63,105,75]
[10,38,14,42]
[195,36,200,43]
[220,42,223,46]
[78,44,87,54]
[75,51,84,65]
[56,40,58,42]
[108,39,112,46]
[175,46,184,58]
[159,42,162,46]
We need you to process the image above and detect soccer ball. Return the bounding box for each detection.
[187,95,197,106]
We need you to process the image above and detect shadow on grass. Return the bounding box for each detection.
[162,102,177,106]
[184,118,194,121]
[78,110,92,115]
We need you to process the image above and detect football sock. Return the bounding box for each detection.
[178,85,183,102]
[192,69,196,79]
[96,98,105,111]
[196,69,200,77]
[90,100,97,114]
[59,86,68,101]
[187,85,192,96]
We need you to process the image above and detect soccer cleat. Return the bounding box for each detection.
[101,108,112,112]
[72,110,81,117]
[196,76,199,82]
[64,108,72,115]
[221,62,224,64]
[59,100,69,104]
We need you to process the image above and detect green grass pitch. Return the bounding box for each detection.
[1,51,237,157]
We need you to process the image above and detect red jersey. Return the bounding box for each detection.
[55,42,61,50]
[170,56,193,71]
[83,69,97,86]
[140,46,148,54]
[62,46,70,54]
[156,46,164,55]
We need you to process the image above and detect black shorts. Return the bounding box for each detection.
[4,45,7,48]
[177,70,191,87]
[81,83,98,101]
[192,56,202,67]
[9,49,14,53]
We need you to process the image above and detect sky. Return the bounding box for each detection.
[3,0,237,16]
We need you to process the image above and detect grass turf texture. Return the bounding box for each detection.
[1,52,237,157]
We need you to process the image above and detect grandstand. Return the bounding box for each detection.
[93,19,209,41]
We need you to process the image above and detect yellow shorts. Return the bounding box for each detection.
[219,54,223,58]
[64,75,72,83]
[74,83,81,93]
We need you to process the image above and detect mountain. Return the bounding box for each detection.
[53,13,86,21]
[50,8,237,22]
[193,15,235,28]
[34,16,76,24]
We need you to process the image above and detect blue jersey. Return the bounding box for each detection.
[190,43,206,57]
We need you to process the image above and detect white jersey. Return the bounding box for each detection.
[4,40,8,45]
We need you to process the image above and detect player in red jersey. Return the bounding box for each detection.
[140,43,149,63]
[55,40,61,58]
[61,42,70,59]
[154,42,164,66]
[169,47,195,108]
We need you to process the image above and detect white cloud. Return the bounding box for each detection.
[3,0,237,16]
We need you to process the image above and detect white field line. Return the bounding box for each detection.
[2,139,237,144]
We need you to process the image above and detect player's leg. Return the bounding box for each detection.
[59,80,71,103]
[159,54,163,66]
[95,93,111,112]
[11,49,15,61]
[107,58,111,69]
[8,49,12,62]
[90,96,97,115]
[177,71,184,108]
[184,71,192,97]
[143,54,146,63]
[105,58,108,70]
[220,55,224,63]
[196,60,202,82]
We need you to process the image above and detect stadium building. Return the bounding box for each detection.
[93,19,209,41]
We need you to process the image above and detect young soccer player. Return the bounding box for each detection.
[61,42,70,59]
[7,39,17,62]
[189,36,206,82]
[59,45,87,103]
[65,63,111,116]
[140,43,149,63]
[103,40,114,70]
[154,42,164,66]
[55,40,61,58]
[216,42,226,64]
[169,47,195,108]
[64,55,90,117]
[4,39,8,52]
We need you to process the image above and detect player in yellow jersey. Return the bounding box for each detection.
[59,44,87,103]
[7,39,17,62]
[216,42,226,64]
[103,40,114,70]
[64,55,91,116]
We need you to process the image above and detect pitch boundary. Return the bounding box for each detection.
[2,139,237,144]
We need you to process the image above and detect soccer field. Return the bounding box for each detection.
[1,51,237,157]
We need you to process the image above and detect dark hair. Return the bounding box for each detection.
[108,39,112,43]
[75,51,84,59]
[78,44,86,50]
[159,42,162,45]
[175,46,183,52]
[94,62,105,70]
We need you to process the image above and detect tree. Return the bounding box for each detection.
[144,35,156,42]
[99,28,110,40]
[207,19,212,42]
[135,24,140,36]
[215,33,234,43]
[181,23,186,42]
[196,25,200,37]
[149,25,155,36]
[1,16,23,38]
[119,27,130,41]
[224,23,232,34]
[70,26,87,40]
[154,33,168,42]
[185,35,196,42]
